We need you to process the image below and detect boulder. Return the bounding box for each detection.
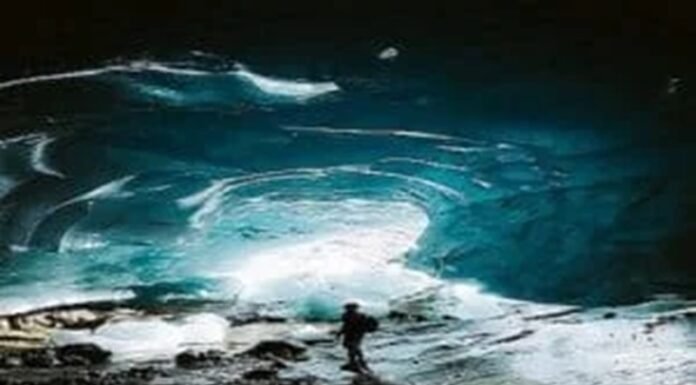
[55,343,111,366]
[175,349,224,369]
[0,344,110,369]
[603,312,617,320]
[244,340,307,361]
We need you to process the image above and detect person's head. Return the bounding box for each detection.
[344,302,359,313]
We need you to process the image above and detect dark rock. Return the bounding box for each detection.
[644,310,694,333]
[62,317,110,333]
[55,344,111,366]
[387,310,427,322]
[351,373,396,385]
[657,314,679,324]
[127,366,158,381]
[387,310,408,321]
[244,340,307,361]
[603,311,617,319]
[287,378,320,385]
[21,348,57,367]
[228,313,288,326]
[0,349,57,369]
[299,335,334,346]
[492,329,535,344]
[243,367,278,380]
[0,352,20,368]
[174,350,198,369]
[0,344,111,370]
[523,308,581,321]
[0,362,169,385]
[175,349,224,369]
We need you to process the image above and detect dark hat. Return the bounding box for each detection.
[344,302,360,309]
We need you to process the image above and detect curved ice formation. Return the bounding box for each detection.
[0,52,692,325]
[0,60,338,104]
[233,65,340,100]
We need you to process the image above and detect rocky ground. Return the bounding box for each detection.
[0,340,326,385]
[0,303,400,385]
[0,299,693,385]
[0,333,383,385]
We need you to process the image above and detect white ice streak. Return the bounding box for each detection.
[58,232,109,253]
[471,177,493,189]
[126,61,211,76]
[339,165,467,202]
[0,133,47,146]
[56,175,136,210]
[284,125,466,142]
[437,144,490,153]
[378,157,470,173]
[73,175,136,203]
[0,133,64,177]
[30,135,64,178]
[233,65,340,100]
[0,67,124,91]
[132,84,187,102]
[177,163,466,232]
[177,169,327,229]
[176,178,235,209]
[0,61,211,91]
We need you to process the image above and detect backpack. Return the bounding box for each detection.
[363,315,379,333]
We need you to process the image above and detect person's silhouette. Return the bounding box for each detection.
[336,302,372,372]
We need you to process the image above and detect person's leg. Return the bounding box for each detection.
[347,345,359,366]
[341,342,362,371]
[341,343,355,370]
[355,345,368,370]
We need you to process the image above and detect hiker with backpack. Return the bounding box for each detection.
[336,302,379,373]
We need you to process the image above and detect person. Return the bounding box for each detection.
[336,302,376,373]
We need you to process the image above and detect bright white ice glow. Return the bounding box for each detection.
[208,199,435,317]
[52,313,228,361]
